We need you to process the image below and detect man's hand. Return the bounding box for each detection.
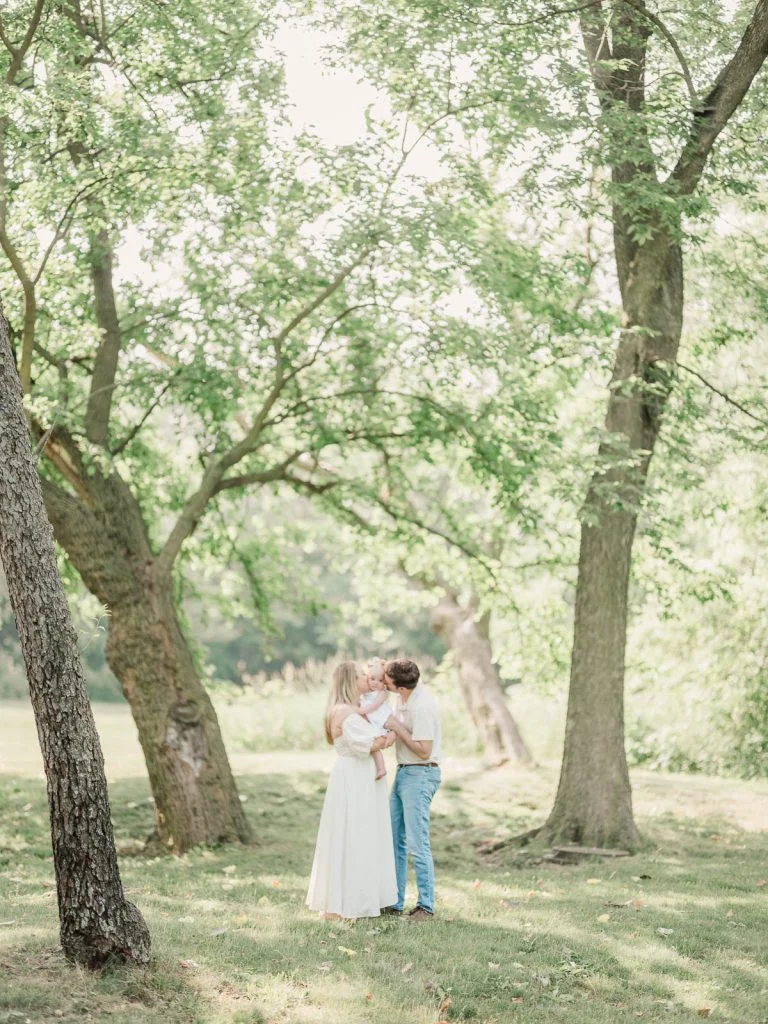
[385,715,432,760]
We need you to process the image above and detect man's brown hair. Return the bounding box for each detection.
[385,658,420,690]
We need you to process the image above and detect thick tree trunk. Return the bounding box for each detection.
[540,237,683,850]
[0,310,150,967]
[431,596,533,765]
[106,577,252,853]
[545,0,768,850]
[540,511,641,848]
[41,473,251,854]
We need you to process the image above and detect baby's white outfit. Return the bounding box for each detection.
[359,690,391,735]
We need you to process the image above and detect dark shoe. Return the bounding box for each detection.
[381,906,403,916]
[407,906,434,920]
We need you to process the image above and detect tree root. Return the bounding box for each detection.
[477,825,542,855]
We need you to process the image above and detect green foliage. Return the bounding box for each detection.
[0,0,595,649]
[0,575,120,700]
[4,0,768,789]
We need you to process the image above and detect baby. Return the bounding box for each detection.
[358,657,392,780]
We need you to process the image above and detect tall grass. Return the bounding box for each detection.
[213,657,567,761]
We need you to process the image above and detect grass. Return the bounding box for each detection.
[1,705,768,1024]
[0,684,568,778]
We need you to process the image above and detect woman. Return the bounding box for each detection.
[306,661,398,920]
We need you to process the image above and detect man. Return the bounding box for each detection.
[382,658,441,920]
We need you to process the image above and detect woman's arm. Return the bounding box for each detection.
[329,704,360,736]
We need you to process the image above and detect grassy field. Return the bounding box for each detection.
[0,686,568,777]
[1,703,768,1024]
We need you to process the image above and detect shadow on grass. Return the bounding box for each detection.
[1,770,768,1024]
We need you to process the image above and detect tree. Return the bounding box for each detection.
[430,593,533,765]
[314,454,568,765]
[0,0,253,852]
[540,0,768,848]
[331,0,768,848]
[0,2,581,849]
[0,308,150,968]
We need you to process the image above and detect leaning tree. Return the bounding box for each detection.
[0,1,588,849]
[0,308,150,967]
[349,476,544,767]
[314,461,542,766]
[333,0,768,846]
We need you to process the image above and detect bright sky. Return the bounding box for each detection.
[118,21,441,288]
[276,24,382,146]
[116,4,750,290]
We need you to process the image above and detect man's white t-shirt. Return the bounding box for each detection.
[394,682,441,765]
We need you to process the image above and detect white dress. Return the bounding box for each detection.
[359,691,391,734]
[306,714,397,918]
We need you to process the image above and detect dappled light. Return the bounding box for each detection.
[2,753,767,1023]
[2,0,768,1018]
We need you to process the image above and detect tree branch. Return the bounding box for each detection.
[676,360,768,429]
[672,0,768,195]
[212,451,305,494]
[619,0,698,107]
[32,176,107,285]
[262,385,466,435]
[0,20,15,56]
[159,465,226,574]
[281,471,340,498]
[110,375,178,456]
[580,2,616,107]
[216,300,375,472]
[260,90,487,364]
[85,232,123,446]
[496,0,602,29]
[65,136,124,449]
[3,0,46,85]
[0,223,37,394]
[290,302,379,374]
[374,495,496,577]
[34,424,93,506]
[288,464,498,579]
[269,245,377,349]
[0,64,37,394]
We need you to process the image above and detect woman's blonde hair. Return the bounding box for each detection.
[324,661,360,744]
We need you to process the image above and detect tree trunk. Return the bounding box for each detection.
[430,596,533,765]
[541,0,768,849]
[107,575,253,853]
[0,309,150,967]
[41,472,252,854]
[540,235,683,850]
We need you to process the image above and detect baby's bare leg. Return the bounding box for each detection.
[372,748,387,780]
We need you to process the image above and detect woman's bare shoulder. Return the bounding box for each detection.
[329,703,359,734]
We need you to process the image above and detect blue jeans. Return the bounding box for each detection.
[390,765,441,913]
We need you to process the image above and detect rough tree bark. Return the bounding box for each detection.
[540,0,768,849]
[430,595,533,766]
[0,309,150,967]
[17,212,252,855]
[1,0,390,857]
[40,471,252,854]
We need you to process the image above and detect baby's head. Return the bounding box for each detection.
[367,656,386,690]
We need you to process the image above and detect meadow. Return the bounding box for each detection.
[1,699,768,1024]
